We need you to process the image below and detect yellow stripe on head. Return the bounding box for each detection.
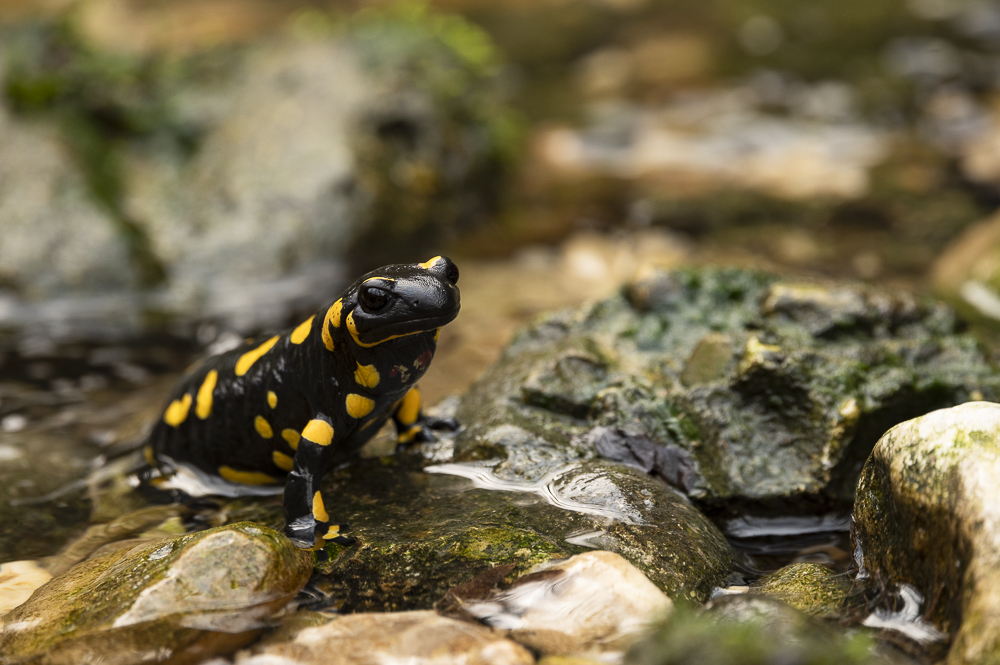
[418,256,443,269]
[290,315,314,345]
[302,419,334,446]
[235,336,280,376]
[346,311,424,348]
[322,300,342,352]
[195,370,218,419]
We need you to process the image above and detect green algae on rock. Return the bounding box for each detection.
[0,522,312,665]
[453,267,1000,518]
[852,401,1000,665]
[626,595,890,665]
[752,563,854,620]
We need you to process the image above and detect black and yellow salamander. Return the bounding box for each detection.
[144,256,461,548]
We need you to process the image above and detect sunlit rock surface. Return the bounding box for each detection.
[452,266,1000,517]
[627,595,894,665]
[237,610,533,665]
[461,551,672,658]
[751,562,853,619]
[852,402,1000,665]
[0,522,312,665]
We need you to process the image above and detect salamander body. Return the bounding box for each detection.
[145,256,461,547]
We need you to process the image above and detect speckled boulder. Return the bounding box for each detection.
[752,563,853,619]
[0,522,312,665]
[852,401,1000,665]
[453,267,1000,518]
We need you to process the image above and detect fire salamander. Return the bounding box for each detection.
[144,256,461,548]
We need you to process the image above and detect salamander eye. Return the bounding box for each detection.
[360,287,391,312]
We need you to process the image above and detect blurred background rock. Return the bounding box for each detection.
[4,0,1000,396]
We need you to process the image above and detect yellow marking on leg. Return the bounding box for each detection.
[290,315,314,345]
[255,415,274,439]
[354,363,380,389]
[346,311,425,348]
[302,419,334,446]
[396,387,421,426]
[419,256,443,269]
[219,466,278,485]
[321,300,342,352]
[313,491,329,523]
[346,393,375,419]
[272,450,294,472]
[282,428,301,450]
[163,394,192,427]
[195,370,218,419]
[398,424,422,444]
[235,336,279,376]
[324,525,341,539]
[143,445,156,466]
[267,391,278,408]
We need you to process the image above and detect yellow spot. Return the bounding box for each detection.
[235,336,279,376]
[290,315,314,345]
[313,492,329,523]
[143,445,156,466]
[195,370,218,419]
[398,424,422,444]
[219,466,278,485]
[282,428,301,450]
[354,363,380,389]
[396,387,421,426]
[302,419,334,446]
[346,311,424,348]
[324,525,341,539]
[267,391,278,408]
[419,256,443,269]
[272,450,294,472]
[255,415,274,439]
[163,394,192,427]
[434,328,441,342]
[346,393,375,419]
[322,300,342,351]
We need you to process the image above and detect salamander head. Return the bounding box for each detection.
[344,256,461,347]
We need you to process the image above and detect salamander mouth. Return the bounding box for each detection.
[358,306,461,344]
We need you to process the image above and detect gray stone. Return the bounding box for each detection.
[852,401,1000,664]
[452,267,1000,518]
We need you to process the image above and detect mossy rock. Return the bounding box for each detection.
[0,522,312,665]
[453,267,1000,518]
[753,563,854,619]
[852,401,1000,665]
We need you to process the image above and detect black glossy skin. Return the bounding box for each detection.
[147,257,461,548]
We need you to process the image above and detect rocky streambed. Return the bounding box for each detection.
[2,266,1000,664]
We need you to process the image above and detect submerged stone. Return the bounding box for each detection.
[453,267,1000,518]
[852,401,1000,664]
[626,595,892,665]
[752,563,854,619]
[0,522,312,665]
[236,610,533,665]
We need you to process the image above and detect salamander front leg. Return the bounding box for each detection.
[283,415,350,549]
[392,386,460,448]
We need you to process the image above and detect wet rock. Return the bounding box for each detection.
[462,550,672,658]
[237,610,533,665]
[0,522,312,665]
[627,595,891,665]
[0,561,51,615]
[752,563,853,619]
[852,401,1000,664]
[453,266,1000,518]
